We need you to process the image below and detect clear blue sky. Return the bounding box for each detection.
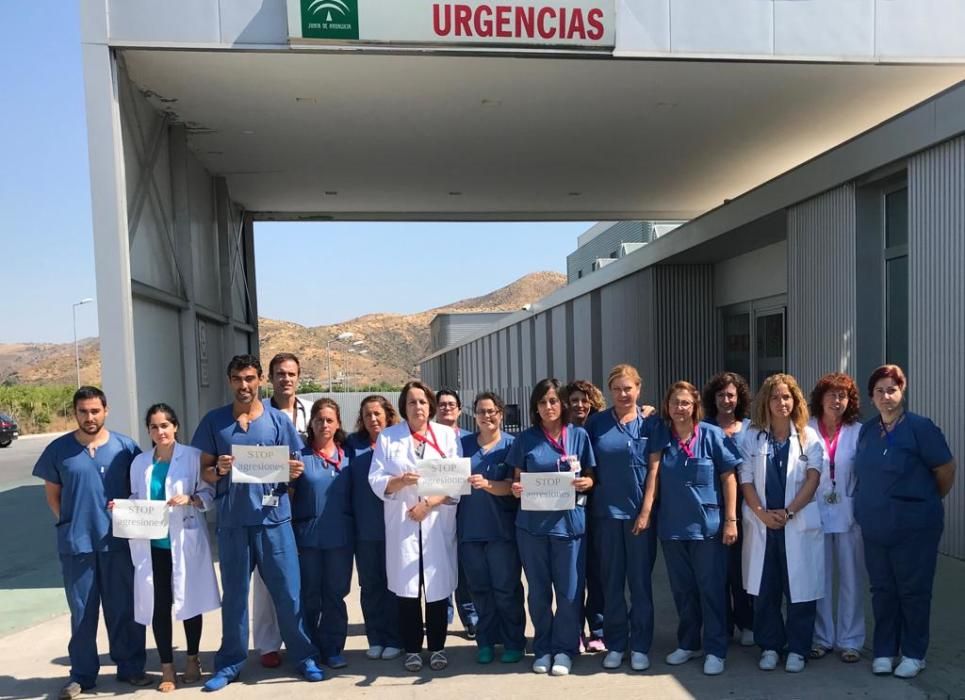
[0,2,589,342]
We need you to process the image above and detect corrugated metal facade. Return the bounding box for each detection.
[787,185,858,393]
[908,136,965,558]
[566,221,654,282]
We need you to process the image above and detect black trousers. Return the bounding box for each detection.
[397,527,449,653]
[151,547,203,664]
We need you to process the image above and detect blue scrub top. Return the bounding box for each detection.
[652,422,740,541]
[765,438,790,510]
[291,445,353,550]
[345,432,386,542]
[506,424,596,538]
[458,432,518,543]
[149,460,172,549]
[854,412,952,539]
[190,404,303,528]
[585,409,661,520]
[32,431,141,555]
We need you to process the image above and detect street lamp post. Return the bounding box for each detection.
[327,332,354,391]
[72,298,94,388]
[350,340,365,393]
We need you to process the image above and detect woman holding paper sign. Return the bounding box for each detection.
[128,404,219,692]
[651,382,740,676]
[509,378,595,677]
[458,391,526,665]
[369,380,460,673]
[291,399,354,670]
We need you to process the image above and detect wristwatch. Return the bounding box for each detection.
[785,509,795,520]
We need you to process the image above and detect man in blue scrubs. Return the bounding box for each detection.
[33,386,148,700]
[193,355,323,690]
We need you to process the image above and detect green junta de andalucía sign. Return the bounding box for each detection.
[300,0,360,40]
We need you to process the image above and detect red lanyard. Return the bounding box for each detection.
[411,424,446,458]
[314,446,344,472]
[674,425,699,459]
[818,421,840,481]
[542,426,568,459]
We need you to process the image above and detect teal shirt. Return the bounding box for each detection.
[150,460,171,549]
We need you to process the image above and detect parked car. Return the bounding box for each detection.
[0,413,19,447]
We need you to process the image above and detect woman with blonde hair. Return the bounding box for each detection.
[736,374,824,674]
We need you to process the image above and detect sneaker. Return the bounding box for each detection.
[532,654,552,674]
[785,652,806,673]
[894,657,926,679]
[630,652,650,671]
[381,646,402,660]
[740,628,755,647]
[466,621,478,640]
[759,650,779,671]
[477,646,495,664]
[551,653,572,676]
[366,645,384,660]
[602,651,624,669]
[299,659,325,682]
[429,651,448,671]
[404,653,423,672]
[703,654,725,676]
[260,651,282,668]
[500,648,524,664]
[326,655,347,669]
[203,670,237,692]
[586,636,607,653]
[872,656,895,675]
[58,682,83,700]
[666,648,701,665]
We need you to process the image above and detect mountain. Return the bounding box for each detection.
[0,272,566,388]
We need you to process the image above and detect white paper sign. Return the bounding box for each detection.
[231,445,290,484]
[112,499,169,539]
[521,471,576,511]
[417,458,472,497]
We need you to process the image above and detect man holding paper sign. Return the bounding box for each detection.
[509,379,595,678]
[192,355,323,691]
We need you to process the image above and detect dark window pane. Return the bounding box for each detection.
[886,256,909,374]
[885,188,908,249]
[756,312,785,388]
[723,312,751,384]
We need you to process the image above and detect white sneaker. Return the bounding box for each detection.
[740,629,755,647]
[894,657,926,679]
[666,648,701,665]
[703,655,725,675]
[630,652,650,671]
[532,654,551,674]
[381,646,402,660]
[366,645,384,660]
[759,650,779,671]
[785,652,806,673]
[602,651,624,669]
[872,657,894,675]
[551,653,572,676]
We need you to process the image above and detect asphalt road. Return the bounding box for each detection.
[0,432,53,492]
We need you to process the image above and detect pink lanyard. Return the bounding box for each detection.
[818,422,840,483]
[315,446,344,472]
[674,425,699,459]
[411,424,446,458]
[542,426,568,467]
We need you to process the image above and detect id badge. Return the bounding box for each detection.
[825,490,839,505]
[262,494,280,508]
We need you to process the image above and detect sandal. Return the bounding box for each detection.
[809,645,830,660]
[157,679,176,694]
[429,650,448,670]
[840,649,861,663]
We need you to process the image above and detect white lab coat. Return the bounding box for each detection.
[129,443,221,625]
[807,419,861,535]
[738,425,826,603]
[368,421,459,602]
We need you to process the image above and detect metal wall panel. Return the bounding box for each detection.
[909,136,965,559]
[551,305,569,380]
[600,270,649,387]
[534,314,549,379]
[567,221,654,282]
[572,295,593,379]
[787,185,857,394]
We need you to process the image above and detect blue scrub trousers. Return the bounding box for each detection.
[594,518,657,654]
[299,545,354,659]
[453,562,479,628]
[59,551,146,688]
[459,540,526,650]
[216,524,318,676]
[863,528,941,660]
[754,530,817,657]
[582,516,605,636]
[516,528,585,658]
[355,539,402,648]
[662,539,729,658]
[727,496,754,633]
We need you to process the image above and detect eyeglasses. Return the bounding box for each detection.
[475,408,501,417]
[672,400,695,408]
[437,402,459,409]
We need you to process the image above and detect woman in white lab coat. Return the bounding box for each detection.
[128,404,220,691]
[737,374,824,675]
[369,381,460,673]
[806,373,864,663]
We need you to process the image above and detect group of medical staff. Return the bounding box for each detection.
[33,352,955,698]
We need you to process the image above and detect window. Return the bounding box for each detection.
[721,298,786,391]
[884,187,909,372]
